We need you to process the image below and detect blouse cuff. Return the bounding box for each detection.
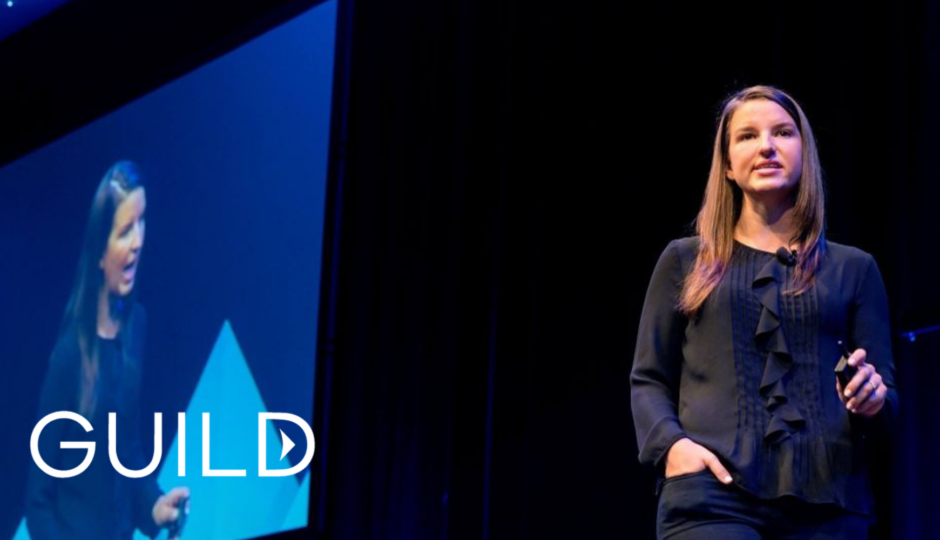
[639,416,687,468]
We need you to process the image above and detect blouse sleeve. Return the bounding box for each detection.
[630,240,689,468]
[850,254,899,430]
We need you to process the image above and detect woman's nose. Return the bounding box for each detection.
[759,133,776,154]
[130,223,144,250]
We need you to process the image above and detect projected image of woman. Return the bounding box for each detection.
[26,161,189,540]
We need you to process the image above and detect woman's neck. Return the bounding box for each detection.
[734,194,799,252]
[97,288,122,339]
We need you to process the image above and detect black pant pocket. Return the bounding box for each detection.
[661,470,713,486]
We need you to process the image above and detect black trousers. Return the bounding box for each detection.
[657,471,869,540]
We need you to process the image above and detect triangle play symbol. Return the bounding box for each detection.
[280,429,295,461]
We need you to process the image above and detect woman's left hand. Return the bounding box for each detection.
[152,487,190,530]
[836,348,887,417]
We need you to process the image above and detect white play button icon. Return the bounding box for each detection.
[259,413,315,477]
[280,429,295,461]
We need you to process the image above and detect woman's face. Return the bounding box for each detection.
[725,99,803,199]
[100,187,146,297]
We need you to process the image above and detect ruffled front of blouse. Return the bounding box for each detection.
[753,255,806,444]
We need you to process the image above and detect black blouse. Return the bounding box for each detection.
[630,237,898,515]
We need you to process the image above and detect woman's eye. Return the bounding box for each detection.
[777,130,793,137]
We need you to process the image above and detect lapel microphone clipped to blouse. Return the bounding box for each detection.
[775,247,798,267]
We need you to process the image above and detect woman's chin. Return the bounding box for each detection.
[111,282,135,298]
[744,183,797,200]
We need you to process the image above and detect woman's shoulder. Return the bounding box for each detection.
[667,236,701,254]
[130,302,148,330]
[123,301,148,354]
[818,240,883,292]
[646,237,700,279]
[662,236,700,267]
[48,321,81,373]
[822,239,877,267]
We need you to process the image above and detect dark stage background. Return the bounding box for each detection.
[1,0,938,539]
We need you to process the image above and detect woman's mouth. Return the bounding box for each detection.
[123,260,137,282]
[754,161,783,172]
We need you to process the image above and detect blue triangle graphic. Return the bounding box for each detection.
[132,320,301,540]
[11,519,27,540]
[281,473,310,531]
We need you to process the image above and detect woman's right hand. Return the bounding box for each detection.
[664,437,733,484]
